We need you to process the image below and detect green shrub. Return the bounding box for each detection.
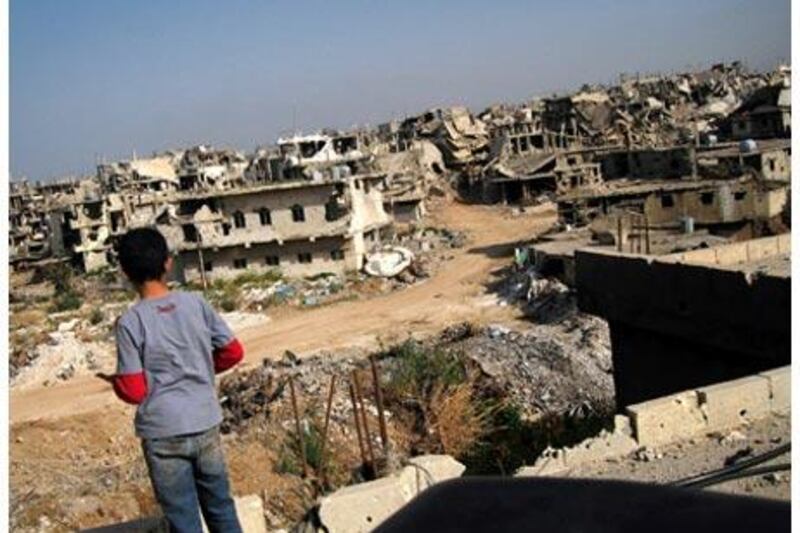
[276,422,326,477]
[219,294,238,312]
[231,270,283,287]
[51,290,82,312]
[384,341,467,401]
[89,307,104,325]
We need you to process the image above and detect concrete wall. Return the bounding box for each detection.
[576,248,790,406]
[181,235,352,281]
[517,366,790,475]
[663,233,791,267]
[627,366,790,447]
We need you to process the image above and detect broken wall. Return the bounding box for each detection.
[575,246,790,405]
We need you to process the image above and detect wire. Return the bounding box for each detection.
[404,461,437,492]
[681,463,791,489]
[671,442,790,489]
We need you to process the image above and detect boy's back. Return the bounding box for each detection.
[117,291,233,439]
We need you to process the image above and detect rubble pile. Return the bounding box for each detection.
[397,107,491,169]
[496,264,578,323]
[12,330,114,389]
[218,316,612,436]
[447,320,613,418]
[219,350,364,433]
[539,62,781,148]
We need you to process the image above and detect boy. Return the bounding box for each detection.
[106,227,244,532]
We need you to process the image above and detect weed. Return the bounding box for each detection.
[276,422,327,477]
[89,307,104,325]
[384,340,467,401]
[430,383,494,457]
[50,290,82,313]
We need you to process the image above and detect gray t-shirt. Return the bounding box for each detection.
[115,291,233,439]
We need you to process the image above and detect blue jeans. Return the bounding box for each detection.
[142,425,242,533]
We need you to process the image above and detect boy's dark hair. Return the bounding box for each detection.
[118,227,169,284]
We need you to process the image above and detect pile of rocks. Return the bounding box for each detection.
[450,320,613,419]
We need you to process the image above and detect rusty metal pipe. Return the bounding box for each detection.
[348,381,368,471]
[369,355,389,456]
[288,376,308,478]
[319,375,336,483]
[352,371,377,476]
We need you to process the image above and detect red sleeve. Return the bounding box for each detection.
[213,338,244,373]
[112,372,148,404]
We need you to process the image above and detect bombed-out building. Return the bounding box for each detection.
[168,172,392,281]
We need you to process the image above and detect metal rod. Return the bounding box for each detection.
[352,371,377,475]
[644,215,651,254]
[288,376,308,478]
[348,381,368,471]
[196,230,208,293]
[369,355,389,456]
[319,375,337,484]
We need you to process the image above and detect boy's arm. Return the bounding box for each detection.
[201,298,245,373]
[112,318,148,404]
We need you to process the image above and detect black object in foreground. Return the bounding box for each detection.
[375,477,789,533]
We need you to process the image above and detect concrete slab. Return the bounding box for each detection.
[626,391,706,447]
[318,455,465,533]
[697,375,771,432]
[759,366,791,413]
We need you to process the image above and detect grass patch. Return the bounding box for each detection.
[88,307,104,325]
[380,338,614,476]
[50,290,83,313]
[383,340,467,400]
[276,422,327,478]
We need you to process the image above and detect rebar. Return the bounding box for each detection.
[352,370,377,476]
[319,375,337,484]
[369,355,389,456]
[348,381,368,471]
[288,376,308,478]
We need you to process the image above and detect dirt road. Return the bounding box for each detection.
[10,200,555,424]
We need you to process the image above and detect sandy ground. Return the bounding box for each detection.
[568,414,791,501]
[10,199,556,425]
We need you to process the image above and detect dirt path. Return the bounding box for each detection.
[10,200,555,424]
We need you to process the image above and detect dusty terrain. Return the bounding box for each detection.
[10,199,555,425]
[568,414,791,501]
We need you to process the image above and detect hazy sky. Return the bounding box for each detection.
[11,0,791,181]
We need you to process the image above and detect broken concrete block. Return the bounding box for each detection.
[58,318,80,332]
[759,366,790,413]
[698,375,771,432]
[627,391,706,447]
[515,447,568,477]
[516,415,637,477]
[318,472,416,533]
[318,455,465,533]
[405,454,466,489]
[202,495,266,533]
[563,415,638,465]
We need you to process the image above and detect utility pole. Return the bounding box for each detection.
[196,226,208,293]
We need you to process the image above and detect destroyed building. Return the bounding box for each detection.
[9,181,52,267]
[557,174,788,236]
[166,172,392,281]
[8,61,791,286]
[727,80,791,140]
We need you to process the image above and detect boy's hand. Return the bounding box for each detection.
[95,372,115,384]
